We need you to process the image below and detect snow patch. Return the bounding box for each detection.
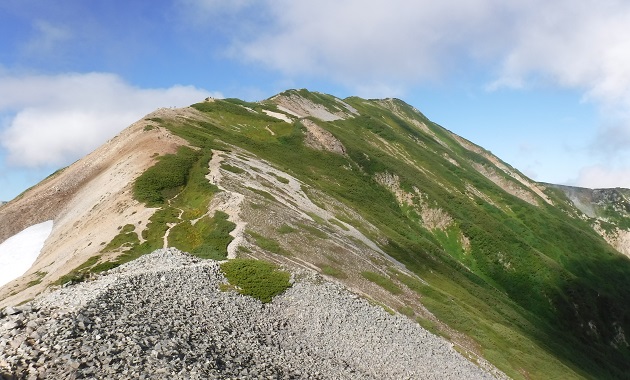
[0,220,53,288]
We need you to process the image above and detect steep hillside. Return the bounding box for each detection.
[0,108,189,304]
[1,89,630,379]
[550,184,630,258]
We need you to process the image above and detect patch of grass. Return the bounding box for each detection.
[143,125,156,131]
[221,164,245,174]
[329,218,350,231]
[91,261,120,273]
[324,254,342,264]
[305,211,327,225]
[248,230,287,255]
[361,271,402,294]
[297,223,328,239]
[416,317,444,337]
[220,259,292,303]
[366,298,395,315]
[167,211,235,260]
[246,186,276,201]
[277,223,297,234]
[26,271,47,287]
[316,263,347,279]
[102,224,139,252]
[171,149,217,213]
[270,172,290,184]
[54,256,103,285]
[390,270,426,295]
[250,202,266,210]
[398,306,415,317]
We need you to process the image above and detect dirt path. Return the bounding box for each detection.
[206,150,247,259]
[163,207,184,249]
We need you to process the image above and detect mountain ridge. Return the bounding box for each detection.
[1,89,630,379]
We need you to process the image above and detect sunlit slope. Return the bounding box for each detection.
[152,90,629,379]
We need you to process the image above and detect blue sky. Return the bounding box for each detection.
[2,0,630,201]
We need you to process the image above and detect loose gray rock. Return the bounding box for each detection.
[0,248,500,379]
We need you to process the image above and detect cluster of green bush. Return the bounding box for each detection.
[169,211,235,260]
[133,147,202,206]
[220,259,291,303]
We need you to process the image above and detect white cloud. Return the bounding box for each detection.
[0,72,218,167]
[230,0,508,93]
[574,165,630,189]
[179,0,630,106]
[210,0,630,102]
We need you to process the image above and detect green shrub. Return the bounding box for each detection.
[133,147,201,206]
[220,259,291,303]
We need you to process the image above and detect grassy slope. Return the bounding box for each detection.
[147,92,630,379]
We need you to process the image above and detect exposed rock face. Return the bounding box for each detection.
[302,119,347,155]
[598,227,630,258]
[550,184,630,258]
[552,185,630,218]
[0,249,498,379]
[271,91,357,121]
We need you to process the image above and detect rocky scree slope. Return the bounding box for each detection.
[0,248,497,379]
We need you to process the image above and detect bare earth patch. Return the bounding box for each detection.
[0,108,192,307]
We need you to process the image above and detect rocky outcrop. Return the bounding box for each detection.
[0,249,497,379]
[271,91,357,121]
[302,119,347,155]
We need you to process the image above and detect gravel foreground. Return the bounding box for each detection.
[1,249,498,379]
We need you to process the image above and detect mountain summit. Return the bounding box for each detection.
[1,89,630,379]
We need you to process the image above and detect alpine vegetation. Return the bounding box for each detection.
[1,89,630,379]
